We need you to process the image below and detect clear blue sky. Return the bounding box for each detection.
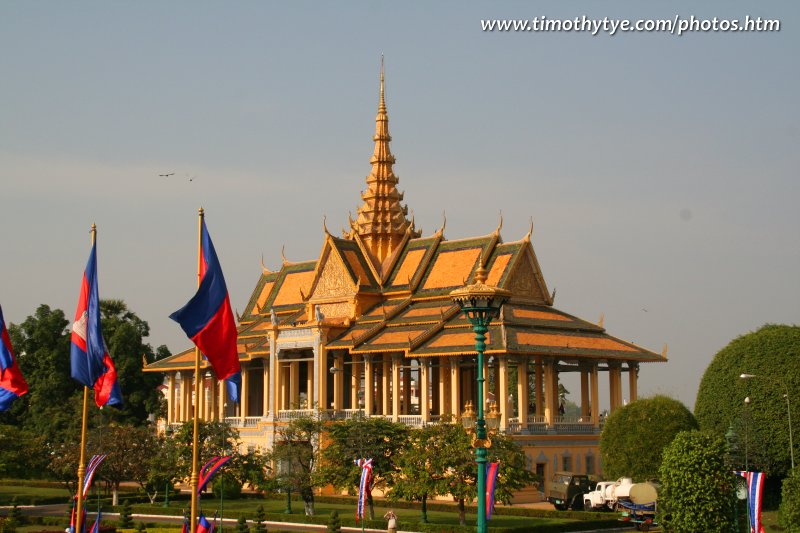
[1,1,798,410]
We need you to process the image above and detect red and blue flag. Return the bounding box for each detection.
[89,510,101,533]
[197,455,233,494]
[0,305,28,411]
[196,512,214,533]
[486,461,500,520]
[170,218,241,402]
[355,458,373,523]
[70,241,122,408]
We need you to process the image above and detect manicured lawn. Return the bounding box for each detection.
[0,484,71,505]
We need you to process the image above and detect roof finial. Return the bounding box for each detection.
[379,53,386,113]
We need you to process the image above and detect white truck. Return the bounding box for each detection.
[582,477,634,511]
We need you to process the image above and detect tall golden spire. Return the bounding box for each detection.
[353,56,417,265]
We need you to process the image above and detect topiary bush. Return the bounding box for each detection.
[779,468,800,532]
[118,500,133,529]
[235,515,249,533]
[695,324,800,478]
[600,395,698,480]
[326,510,341,533]
[252,505,267,533]
[658,431,736,532]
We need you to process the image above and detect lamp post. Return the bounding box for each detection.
[451,264,511,533]
[740,373,794,470]
[744,396,750,471]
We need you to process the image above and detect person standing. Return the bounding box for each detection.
[384,509,397,533]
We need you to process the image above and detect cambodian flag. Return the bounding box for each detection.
[70,241,123,408]
[486,461,500,520]
[170,218,241,402]
[196,512,214,533]
[355,458,373,523]
[0,305,28,411]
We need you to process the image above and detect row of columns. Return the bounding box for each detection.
[164,355,640,431]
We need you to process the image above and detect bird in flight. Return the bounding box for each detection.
[158,172,175,177]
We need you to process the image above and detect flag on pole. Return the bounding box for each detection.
[89,510,101,533]
[82,454,107,498]
[70,241,123,407]
[197,455,232,494]
[486,461,500,520]
[181,510,189,533]
[0,305,28,411]
[355,458,373,523]
[69,498,86,533]
[169,217,241,402]
[196,512,214,533]
[746,471,766,533]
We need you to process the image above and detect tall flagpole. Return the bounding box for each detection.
[75,223,96,533]
[190,208,204,533]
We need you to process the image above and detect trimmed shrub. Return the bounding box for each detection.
[779,468,800,532]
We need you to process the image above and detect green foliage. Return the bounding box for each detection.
[779,468,800,532]
[134,521,146,533]
[8,498,22,523]
[317,414,409,517]
[0,425,49,479]
[212,472,243,499]
[600,395,698,480]
[3,305,81,444]
[98,300,168,426]
[658,431,736,532]
[252,505,267,533]
[235,515,249,533]
[119,500,133,529]
[695,324,800,477]
[267,414,323,515]
[326,510,341,533]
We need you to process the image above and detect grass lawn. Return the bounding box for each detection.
[0,484,72,505]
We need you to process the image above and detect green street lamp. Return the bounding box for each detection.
[451,263,511,533]
[740,373,794,470]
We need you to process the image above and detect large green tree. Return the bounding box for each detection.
[3,305,82,445]
[695,324,800,478]
[99,300,168,425]
[318,414,409,519]
[268,414,324,516]
[600,395,698,480]
[658,431,736,532]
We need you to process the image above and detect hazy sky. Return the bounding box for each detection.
[1,1,797,410]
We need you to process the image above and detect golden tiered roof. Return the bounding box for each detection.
[144,63,665,374]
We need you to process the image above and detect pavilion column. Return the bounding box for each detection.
[268,337,277,419]
[363,355,374,415]
[305,360,313,409]
[316,349,326,412]
[580,366,591,419]
[290,361,300,408]
[590,363,600,428]
[167,373,175,423]
[517,360,529,427]
[544,359,557,426]
[349,359,359,409]
[420,359,430,423]
[535,360,544,417]
[431,362,440,416]
[439,358,450,417]
[218,379,226,420]
[181,373,190,421]
[210,375,218,421]
[628,362,639,403]
[450,356,461,416]
[375,357,384,415]
[268,358,272,416]
[382,354,391,415]
[391,354,401,421]
[240,367,249,423]
[402,362,411,414]
[333,353,344,410]
[498,355,509,431]
[609,362,623,412]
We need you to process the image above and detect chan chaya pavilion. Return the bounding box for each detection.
[145,64,665,486]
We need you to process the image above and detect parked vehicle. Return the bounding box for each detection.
[582,477,633,511]
[618,481,660,531]
[545,471,592,511]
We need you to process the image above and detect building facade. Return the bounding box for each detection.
[144,66,665,485]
